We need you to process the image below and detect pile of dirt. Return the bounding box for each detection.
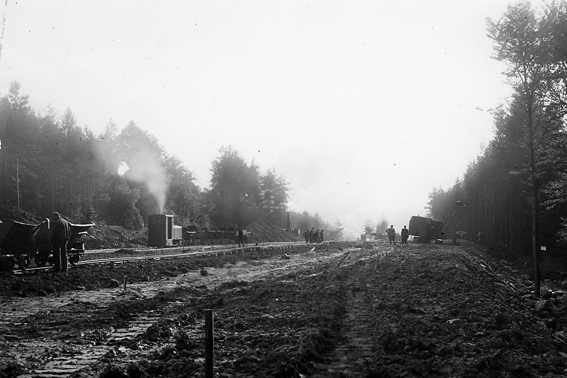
[85,223,147,250]
[245,221,299,243]
[0,206,45,224]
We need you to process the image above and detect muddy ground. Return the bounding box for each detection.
[2,241,567,378]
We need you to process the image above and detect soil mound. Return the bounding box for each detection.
[245,220,299,243]
[0,206,45,224]
[85,222,147,249]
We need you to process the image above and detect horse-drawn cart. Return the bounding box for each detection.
[0,219,94,271]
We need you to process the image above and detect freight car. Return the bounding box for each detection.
[192,229,238,245]
[0,218,94,271]
[147,214,239,247]
[408,216,443,243]
[409,201,463,243]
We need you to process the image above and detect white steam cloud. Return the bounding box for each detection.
[118,160,129,176]
[122,150,168,213]
[95,134,168,213]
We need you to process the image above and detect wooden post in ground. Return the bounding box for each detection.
[337,251,351,268]
[204,309,214,378]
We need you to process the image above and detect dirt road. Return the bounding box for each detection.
[1,242,567,377]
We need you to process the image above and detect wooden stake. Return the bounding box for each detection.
[204,309,214,378]
[337,251,351,268]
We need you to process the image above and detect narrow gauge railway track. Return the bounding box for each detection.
[10,241,310,275]
[82,241,299,257]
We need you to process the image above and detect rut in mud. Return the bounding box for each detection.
[2,242,567,377]
[311,258,376,377]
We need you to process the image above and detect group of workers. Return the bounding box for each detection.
[385,225,410,245]
[303,227,324,243]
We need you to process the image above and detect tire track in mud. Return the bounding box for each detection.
[312,249,387,377]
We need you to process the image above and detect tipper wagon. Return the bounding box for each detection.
[0,218,94,271]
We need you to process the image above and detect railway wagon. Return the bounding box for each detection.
[147,214,239,247]
[0,218,94,270]
[192,230,237,245]
[408,216,443,243]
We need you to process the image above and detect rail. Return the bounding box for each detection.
[9,241,320,275]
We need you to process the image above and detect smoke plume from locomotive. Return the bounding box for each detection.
[95,133,168,214]
[118,160,129,176]
[124,154,167,213]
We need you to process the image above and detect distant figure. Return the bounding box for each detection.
[386,225,396,245]
[319,229,324,243]
[309,227,315,243]
[401,226,409,245]
[242,228,248,246]
[303,229,309,243]
[51,212,71,272]
[237,228,244,247]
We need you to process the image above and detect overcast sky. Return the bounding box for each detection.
[0,0,521,237]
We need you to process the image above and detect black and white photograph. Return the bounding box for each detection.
[1,1,567,377]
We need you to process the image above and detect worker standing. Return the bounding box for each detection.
[386,225,396,245]
[237,228,244,247]
[401,226,409,245]
[242,228,248,246]
[51,212,71,272]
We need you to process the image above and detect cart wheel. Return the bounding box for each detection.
[18,254,30,270]
[69,254,80,265]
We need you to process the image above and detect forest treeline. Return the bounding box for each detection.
[426,2,567,272]
[0,82,342,239]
